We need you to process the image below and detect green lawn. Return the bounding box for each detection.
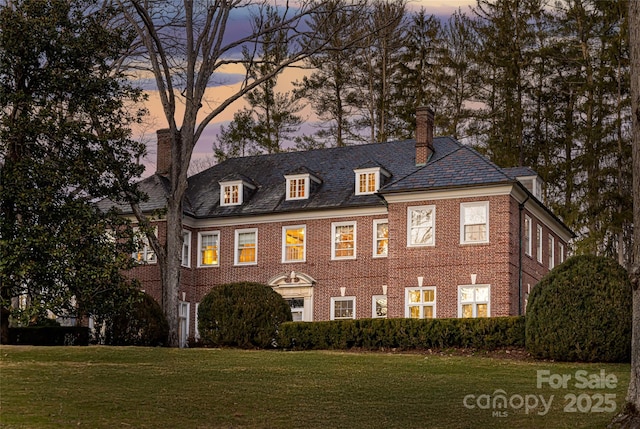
[0,346,630,429]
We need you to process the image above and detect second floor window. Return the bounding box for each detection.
[133,228,156,264]
[461,202,489,244]
[524,215,532,256]
[549,235,555,269]
[536,225,543,263]
[283,225,306,262]
[332,222,356,259]
[182,231,191,267]
[235,229,257,265]
[407,206,435,246]
[373,219,389,257]
[199,232,219,267]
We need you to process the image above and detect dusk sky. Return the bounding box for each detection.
[139,0,475,174]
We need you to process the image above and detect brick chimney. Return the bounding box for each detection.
[415,106,434,166]
[156,128,171,176]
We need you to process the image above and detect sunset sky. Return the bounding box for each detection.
[138,0,475,174]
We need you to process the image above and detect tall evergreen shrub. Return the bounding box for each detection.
[525,255,632,362]
[198,282,292,349]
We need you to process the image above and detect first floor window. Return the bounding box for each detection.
[286,298,305,322]
[461,201,489,244]
[372,295,387,318]
[332,222,356,259]
[331,297,355,320]
[373,219,389,257]
[283,225,306,262]
[199,232,219,266]
[235,229,257,265]
[459,285,490,318]
[407,206,435,246]
[405,287,436,318]
[182,231,192,267]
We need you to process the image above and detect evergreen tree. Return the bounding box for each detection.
[0,0,145,341]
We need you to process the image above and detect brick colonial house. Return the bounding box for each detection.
[126,108,573,347]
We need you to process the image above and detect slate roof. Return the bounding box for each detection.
[502,166,539,179]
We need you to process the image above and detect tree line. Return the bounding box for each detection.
[217,0,633,266]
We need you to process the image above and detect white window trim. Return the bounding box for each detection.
[372,295,388,318]
[234,228,258,266]
[549,235,555,269]
[197,231,220,267]
[331,221,357,260]
[285,174,310,200]
[282,225,306,263]
[179,301,190,348]
[330,296,356,320]
[407,205,436,247]
[220,180,243,206]
[354,167,380,195]
[372,219,389,258]
[404,287,436,318]
[536,224,543,264]
[132,227,157,264]
[460,201,489,244]
[524,215,532,257]
[458,284,491,318]
[182,230,192,268]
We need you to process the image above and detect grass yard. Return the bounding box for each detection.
[0,346,630,429]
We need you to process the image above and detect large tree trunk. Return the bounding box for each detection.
[610,0,640,427]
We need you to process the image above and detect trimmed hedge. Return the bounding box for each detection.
[198,282,292,349]
[9,326,90,346]
[526,255,632,362]
[277,316,525,351]
[103,291,169,347]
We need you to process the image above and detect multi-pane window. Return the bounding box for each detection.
[524,215,532,256]
[354,168,380,195]
[548,235,555,269]
[332,222,356,259]
[220,182,241,206]
[536,225,543,263]
[461,202,489,243]
[286,175,309,200]
[199,232,219,267]
[331,297,355,320]
[373,219,389,257]
[405,287,436,319]
[132,229,156,264]
[283,225,306,262]
[407,206,435,246]
[372,295,387,318]
[459,285,490,318]
[286,298,305,322]
[182,231,191,267]
[235,229,257,265]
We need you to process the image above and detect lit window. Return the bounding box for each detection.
[461,202,489,244]
[459,285,490,318]
[283,225,306,262]
[373,219,388,257]
[372,295,387,318]
[332,222,356,260]
[182,231,191,267]
[220,181,242,206]
[285,175,309,200]
[405,287,436,319]
[536,225,543,263]
[331,297,355,320]
[355,168,380,195]
[407,206,435,246]
[235,229,257,265]
[132,228,157,264]
[548,235,555,269]
[524,215,532,257]
[198,232,219,267]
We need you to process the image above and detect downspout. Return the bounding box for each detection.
[518,195,530,315]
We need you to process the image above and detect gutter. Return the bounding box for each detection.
[518,195,530,315]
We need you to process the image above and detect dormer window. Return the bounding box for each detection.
[220,181,242,206]
[355,168,381,195]
[285,174,310,200]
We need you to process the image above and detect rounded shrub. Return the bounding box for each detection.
[105,290,169,347]
[198,282,292,349]
[525,255,632,362]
